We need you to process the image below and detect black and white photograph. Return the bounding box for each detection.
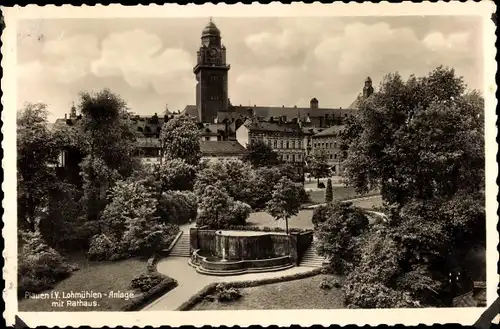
[2,2,498,327]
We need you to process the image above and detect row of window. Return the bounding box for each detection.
[251,139,302,150]
[314,141,338,149]
[281,153,302,162]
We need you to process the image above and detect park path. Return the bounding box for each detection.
[306,194,382,209]
[142,257,317,311]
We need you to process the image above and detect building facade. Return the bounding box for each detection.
[236,117,306,171]
[310,126,345,175]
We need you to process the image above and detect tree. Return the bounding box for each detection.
[315,201,369,273]
[241,139,280,167]
[338,66,485,307]
[78,89,141,223]
[265,177,302,234]
[308,149,330,187]
[194,159,255,204]
[17,103,59,231]
[157,190,198,225]
[160,115,202,166]
[342,66,483,206]
[325,178,333,202]
[89,179,179,260]
[196,185,233,229]
[157,159,197,192]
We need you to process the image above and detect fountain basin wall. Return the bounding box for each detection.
[191,250,292,272]
[190,227,313,265]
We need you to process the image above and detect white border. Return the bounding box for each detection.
[2,2,498,327]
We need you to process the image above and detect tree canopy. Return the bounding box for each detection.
[332,66,486,307]
[265,176,302,234]
[17,103,59,231]
[241,139,280,168]
[160,115,202,166]
[308,149,331,186]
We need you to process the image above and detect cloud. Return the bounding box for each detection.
[91,29,195,95]
[423,32,470,52]
[16,17,482,121]
[41,34,100,83]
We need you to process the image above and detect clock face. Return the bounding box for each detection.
[209,47,219,58]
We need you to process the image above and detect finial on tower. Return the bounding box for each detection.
[209,17,213,23]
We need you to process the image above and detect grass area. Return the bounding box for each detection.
[307,186,360,204]
[247,210,314,230]
[191,274,346,310]
[18,254,149,312]
[349,195,383,209]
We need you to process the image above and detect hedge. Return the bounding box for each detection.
[177,267,324,311]
[121,252,178,311]
[121,276,178,311]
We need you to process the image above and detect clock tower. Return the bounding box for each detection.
[193,19,230,123]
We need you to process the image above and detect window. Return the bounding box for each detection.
[251,139,255,145]
[334,142,337,148]
[334,154,337,159]
[286,141,289,149]
[205,137,210,141]
[297,154,301,161]
[274,140,277,148]
[280,140,284,148]
[330,154,333,159]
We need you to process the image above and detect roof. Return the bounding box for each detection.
[244,120,302,134]
[312,125,346,137]
[200,141,246,156]
[230,105,355,119]
[182,105,198,117]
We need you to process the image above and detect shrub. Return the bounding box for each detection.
[87,233,118,261]
[318,182,325,188]
[315,202,369,274]
[94,179,180,260]
[213,284,242,303]
[18,231,75,298]
[157,159,197,191]
[122,275,178,311]
[228,201,252,226]
[197,186,251,229]
[319,276,342,290]
[158,190,197,225]
[131,273,165,293]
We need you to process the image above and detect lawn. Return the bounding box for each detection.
[191,274,346,310]
[18,254,149,312]
[349,195,383,209]
[307,186,360,204]
[247,210,314,230]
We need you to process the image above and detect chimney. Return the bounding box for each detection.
[310,98,319,109]
[64,114,67,119]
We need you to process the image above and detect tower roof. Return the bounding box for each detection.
[202,19,220,37]
[365,77,372,83]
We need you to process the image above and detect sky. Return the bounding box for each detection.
[17,16,484,122]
